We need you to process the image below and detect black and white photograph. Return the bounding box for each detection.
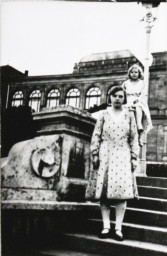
[1,0,167,255]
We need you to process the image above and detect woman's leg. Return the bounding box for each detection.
[100,202,111,232]
[115,200,127,235]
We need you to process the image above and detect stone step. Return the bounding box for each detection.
[138,186,167,199]
[147,163,167,178]
[137,177,167,188]
[84,219,167,246]
[2,198,167,212]
[62,233,167,256]
[110,206,167,228]
[79,206,167,228]
[3,248,102,256]
[31,250,102,256]
[128,196,167,212]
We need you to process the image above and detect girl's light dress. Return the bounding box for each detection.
[122,79,153,133]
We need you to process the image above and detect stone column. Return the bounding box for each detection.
[162,125,167,161]
[100,82,107,105]
[23,89,29,107]
[59,84,66,105]
[40,89,45,110]
[79,85,85,109]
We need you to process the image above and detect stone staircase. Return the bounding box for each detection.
[35,176,167,256]
[3,176,167,256]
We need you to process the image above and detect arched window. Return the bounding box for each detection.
[12,91,23,107]
[28,90,41,112]
[65,88,80,108]
[46,89,60,108]
[85,87,101,109]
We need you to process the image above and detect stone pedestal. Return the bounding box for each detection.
[1,106,96,205]
[33,105,95,141]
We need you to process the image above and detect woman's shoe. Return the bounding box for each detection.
[98,228,110,239]
[113,230,124,241]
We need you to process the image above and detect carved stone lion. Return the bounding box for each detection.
[1,135,63,190]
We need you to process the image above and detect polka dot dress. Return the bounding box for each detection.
[87,106,139,200]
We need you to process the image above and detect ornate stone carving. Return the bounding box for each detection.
[31,143,61,178]
[1,135,63,191]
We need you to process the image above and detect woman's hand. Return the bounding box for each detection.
[132,159,137,172]
[93,155,99,169]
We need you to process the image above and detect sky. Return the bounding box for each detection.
[0,1,167,76]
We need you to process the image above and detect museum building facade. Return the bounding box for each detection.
[1,50,167,162]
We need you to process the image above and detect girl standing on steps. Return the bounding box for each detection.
[122,64,153,146]
[86,86,139,241]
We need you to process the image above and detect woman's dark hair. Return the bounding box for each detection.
[108,86,127,105]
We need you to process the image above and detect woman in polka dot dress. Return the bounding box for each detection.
[86,86,139,241]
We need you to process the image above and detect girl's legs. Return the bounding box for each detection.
[100,203,111,233]
[135,107,144,146]
[115,200,127,237]
[136,107,143,131]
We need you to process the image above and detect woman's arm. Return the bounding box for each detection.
[91,112,104,169]
[91,111,104,157]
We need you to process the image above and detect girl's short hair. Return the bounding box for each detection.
[108,86,127,105]
[128,64,144,79]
